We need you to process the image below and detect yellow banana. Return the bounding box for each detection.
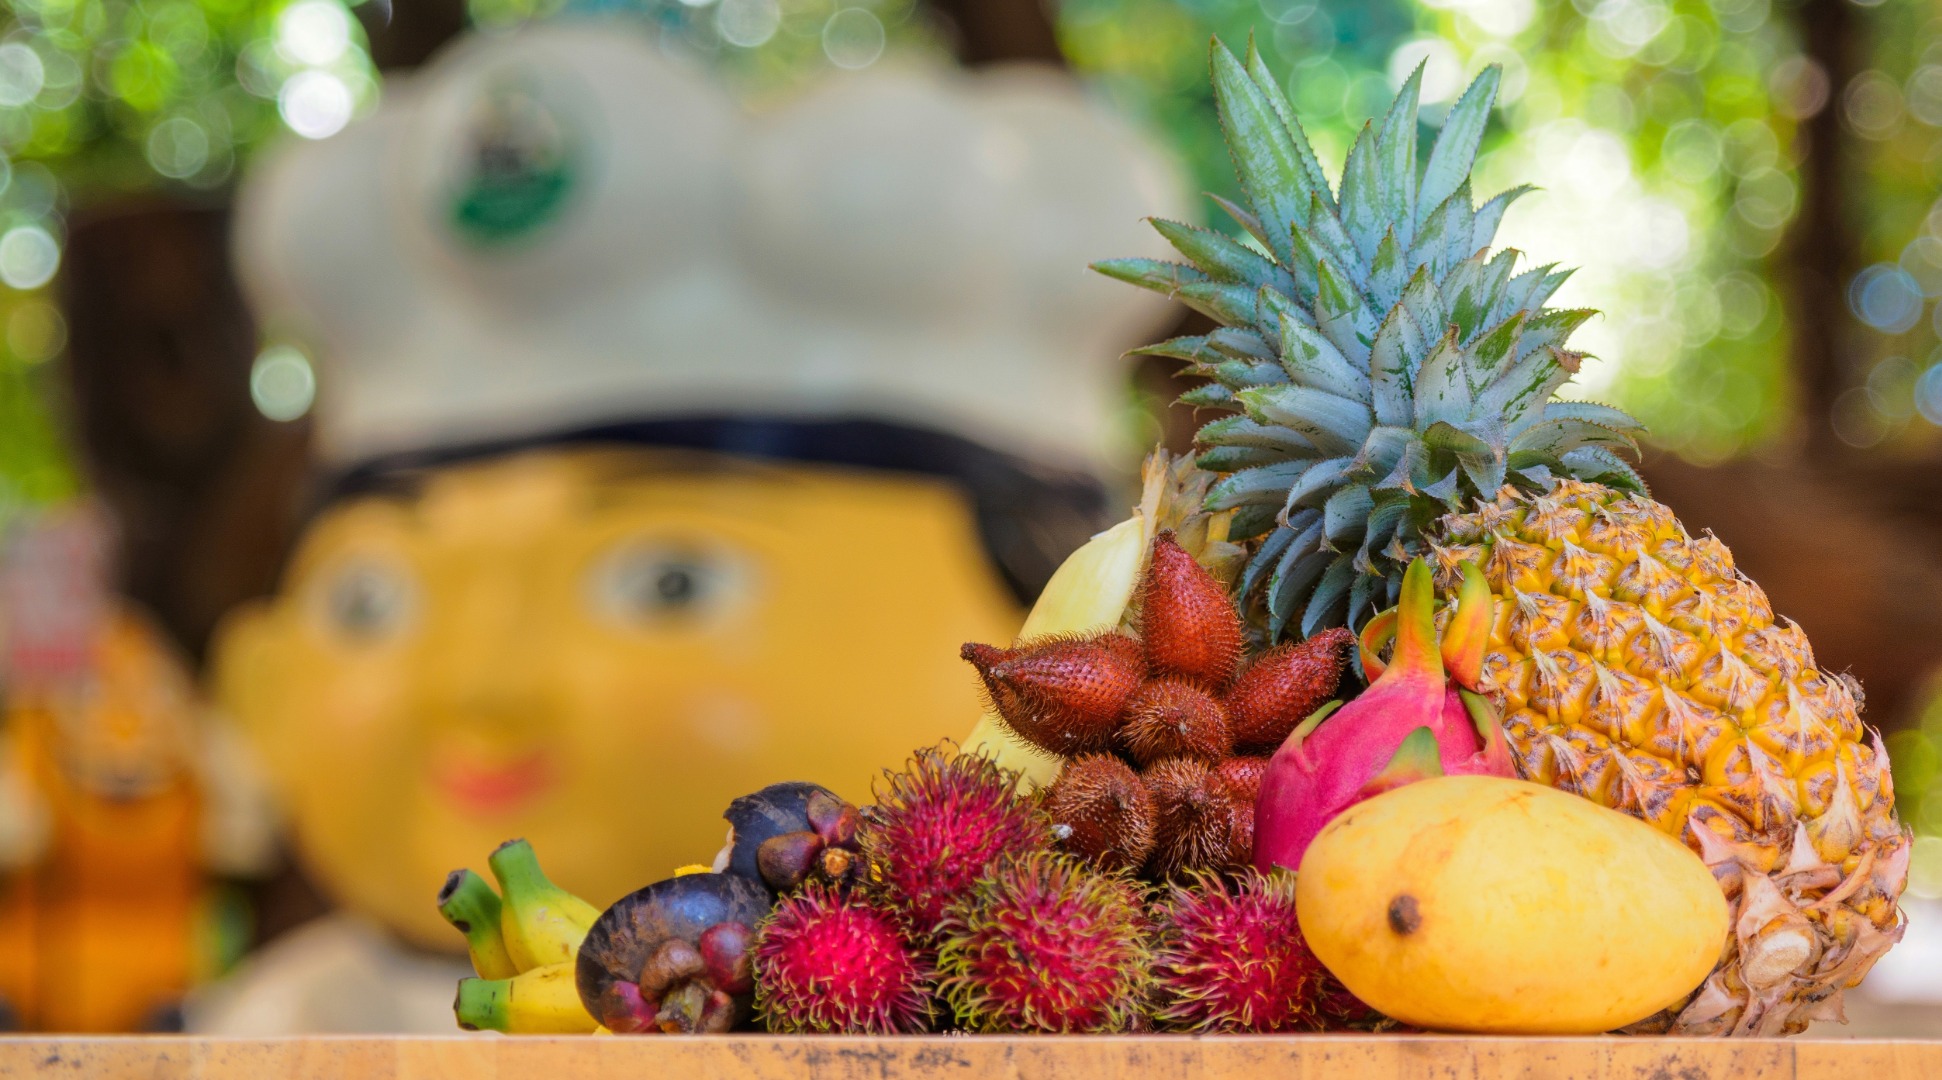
[437,868,519,979]
[454,961,598,1034]
[964,513,1148,788]
[488,838,602,971]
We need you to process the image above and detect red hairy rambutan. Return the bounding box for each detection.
[752,884,935,1034]
[961,633,1146,755]
[859,745,1052,935]
[936,852,1153,1033]
[1152,871,1324,1032]
[1139,533,1245,687]
[1043,754,1156,871]
[1143,757,1246,880]
[1222,629,1355,754]
[1118,678,1232,765]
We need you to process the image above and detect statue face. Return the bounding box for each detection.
[213,448,1021,947]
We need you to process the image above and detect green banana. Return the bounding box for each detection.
[454,962,598,1033]
[488,838,601,971]
[437,868,519,979]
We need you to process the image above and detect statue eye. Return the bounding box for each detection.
[318,560,417,643]
[591,544,749,627]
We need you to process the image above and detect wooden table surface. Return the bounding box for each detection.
[0,1035,1938,1079]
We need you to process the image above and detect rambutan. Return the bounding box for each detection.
[1118,678,1232,765]
[1222,629,1354,753]
[752,883,935,1034]
[961,633,1146,755]
[936,852,1153,1033]
[859,745,1052,935]
[1152,871,1324,1032]
[1139,533,1245,688]
[1143,757,1246,880]
[1043,754,1156,871]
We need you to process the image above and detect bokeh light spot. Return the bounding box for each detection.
[5,301,65,364]
[1868,356,1919,420]
[0,42,45,108]
[251,346,317,422]
[1845,70,1905,140]
[716,0,782,48]
[1660,119,1721,184]
[0,226,61,290]
[1290,56,1348,120]
[1849,263,1924,334]
[278,70,354,139]
[1916,364,1942,427]
[277,1,354,68]
[822,9,885,71]
[1907,64,1942,128]
[1588,0,1670,61]
[1770,55,1830,121]
[1257,0,1319,26]
[1831,387,1890,449]
[1387,39,1463,104]
[1900,236,1942,298]
[146,116,210,180]
[1715,272,1770,339]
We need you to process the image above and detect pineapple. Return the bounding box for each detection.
[1098,41,1909,1035]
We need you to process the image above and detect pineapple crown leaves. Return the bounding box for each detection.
[1092,37,1647,642]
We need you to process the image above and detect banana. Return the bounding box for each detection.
[454,962,598,1034]
[488,838,602,971]
[963,513,1147,788]
[438,869,520,979]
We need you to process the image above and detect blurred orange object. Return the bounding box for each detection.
[0,510,257,1032]
[0,606,226,1032]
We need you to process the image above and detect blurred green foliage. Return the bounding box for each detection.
[1059,0,1809,463]
[474,0,941,93]
[0,0,377,526]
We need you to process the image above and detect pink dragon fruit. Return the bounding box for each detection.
[1252,557,1515,875]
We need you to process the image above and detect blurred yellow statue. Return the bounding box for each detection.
[214,449,1020,948]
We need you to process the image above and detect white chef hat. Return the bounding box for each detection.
[233,18,1190,473]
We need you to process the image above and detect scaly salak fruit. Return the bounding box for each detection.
[965,451,1240,788]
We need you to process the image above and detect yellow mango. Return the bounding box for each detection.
[1296,775,1727,1034]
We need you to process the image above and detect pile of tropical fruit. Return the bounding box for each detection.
[438,38,1911,1039]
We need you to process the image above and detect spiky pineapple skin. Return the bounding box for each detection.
[1433,478,1908,1036]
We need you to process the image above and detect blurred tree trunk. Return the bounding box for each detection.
[57,204,311,666]
[354,0,471,72]
[1789,0,1860,454]
[931,0,1066,66]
